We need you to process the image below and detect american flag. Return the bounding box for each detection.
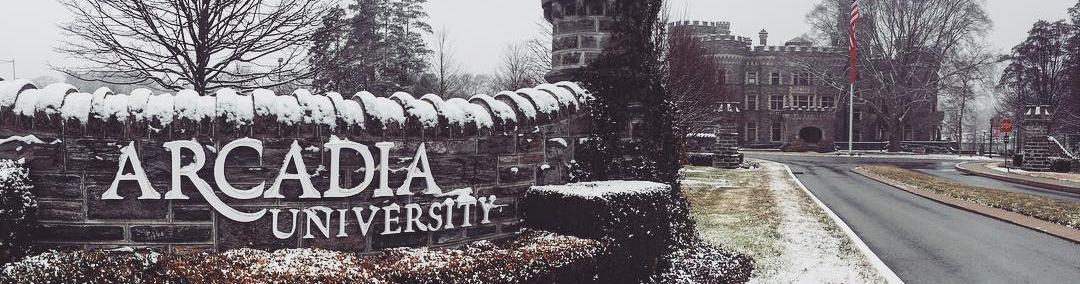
[848,0,860,82]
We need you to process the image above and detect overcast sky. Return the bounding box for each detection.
[0,0,1075,81]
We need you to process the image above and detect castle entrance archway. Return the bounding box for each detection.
[799,127,823,144]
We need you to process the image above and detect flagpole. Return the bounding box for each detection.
[849,83,854,155]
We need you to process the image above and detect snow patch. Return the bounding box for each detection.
[495,91,537,120]
[326,92,365,128]
[535,83,579,110]
[516,88,559,116]
[0,134,47,146]
[12,89,41,117]
[127,89,153,121]
[144,94,176,126]
[269,94,305,125]
[356,91,404,129]
[295,90,337,128]
[94,94,131,122]
[60,92,94,124]
[0,79,35,108]
[531,180,669,200]
[470,94,517,125]
[174,90,214,121]
[215,88,254,125]
[404,98,439,128]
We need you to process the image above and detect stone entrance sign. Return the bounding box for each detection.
[0,80,592,253]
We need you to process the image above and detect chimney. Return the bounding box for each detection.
[759,29,769,46]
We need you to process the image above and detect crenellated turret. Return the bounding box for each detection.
[541,0,616,82]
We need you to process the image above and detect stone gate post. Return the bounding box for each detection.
[1021,105,1052,172]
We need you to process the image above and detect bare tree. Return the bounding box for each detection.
[806,0,993,151]
[493,22,551,91]
[493,42,539,91]
[942,43,997,150]
[57,0,330,93]
[430,26,463,97]
[524,21,553,84]
[456,73,495,97]
[662,27,727,136]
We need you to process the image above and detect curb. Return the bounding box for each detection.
[851,167,1080,244]
[780,165,905,284]
[955,162,1080,195]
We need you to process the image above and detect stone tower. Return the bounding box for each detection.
[541,0,616,82]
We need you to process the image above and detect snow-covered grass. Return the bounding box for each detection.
[862,165,1080,228]
[987,162,1080,184]
[681,162,886,283]
[748,150,994,161]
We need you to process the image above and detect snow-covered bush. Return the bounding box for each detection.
[525,181,687,282]
[0,159,37,264]
[2,250,163,283]
[1,230,603,283]
[648,240,754,284]
[687,153,715,166]
[1048,156,1074,173]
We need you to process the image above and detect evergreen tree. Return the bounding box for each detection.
[310,0,431,95]
[999,20,1076,132]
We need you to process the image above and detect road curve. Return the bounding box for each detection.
[746,153,1080,284]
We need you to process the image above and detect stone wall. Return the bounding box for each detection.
[0,80,592,254]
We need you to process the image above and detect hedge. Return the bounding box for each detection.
[0,159,37,264]
[524,181,731,283]
[0,230,602,284]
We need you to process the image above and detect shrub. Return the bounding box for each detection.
[0,159,37,264]
[649,239,754,284]
[1049,157,1074,173]
[1,230,603,284]
[687,153,715,166]
[524,181,688,282]
[1013,154,1024,167]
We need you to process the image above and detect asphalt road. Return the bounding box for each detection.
[746,153,1080,284]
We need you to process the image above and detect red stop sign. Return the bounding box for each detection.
[999,118,1013,133]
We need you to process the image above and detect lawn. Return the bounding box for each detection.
[681,162,885,283]
[860,165,1080,229]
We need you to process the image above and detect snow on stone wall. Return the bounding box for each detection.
[0,80,594,253]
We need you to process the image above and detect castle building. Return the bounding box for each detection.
[541,0,943,149]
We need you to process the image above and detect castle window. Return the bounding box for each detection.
[771,122,783,142]
[769,95,784,110]
[853,110,863,122]
[746,72,758,85]
[820,96,834,108]
[746,122,758,142]
[904,124,914,141]
[770,73,781,85]
[795,95,811,108]
[796,73,811,86]
[746,95,758,111]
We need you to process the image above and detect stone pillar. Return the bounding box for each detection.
[714,102,743,168]
[1021,105,1052,172]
